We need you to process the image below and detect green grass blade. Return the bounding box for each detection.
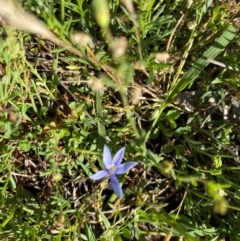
[96,92,106,138]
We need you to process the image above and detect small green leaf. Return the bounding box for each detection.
[122,228,131,239]
[9,174,16,190]
[166,109,180,120]
[114,236,122,241]
[209,169,222,175]
[98,210,111,229]
[85,224,96,241]
[19,140,31,152]
[169,119,177,129]
[174,126,192,136]
[162,144,174,154]
[212,155,222,168]
[191,178,198,187]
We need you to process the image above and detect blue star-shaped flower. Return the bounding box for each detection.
[90,145,138,198]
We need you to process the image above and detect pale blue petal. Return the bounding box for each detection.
[112,147,125,167]
[90,170,108,180]
[115,162,138,175]
[103,145,112,169]
[110,174,123,198]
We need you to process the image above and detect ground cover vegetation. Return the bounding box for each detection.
[0,0,240,240]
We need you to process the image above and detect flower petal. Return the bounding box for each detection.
[112,147,125,166]
[110,174,123,198]
[115,162,138,175]
[103,145,112,169]
[90,170,108,180]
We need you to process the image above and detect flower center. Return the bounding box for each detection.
[109,164,116,174]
